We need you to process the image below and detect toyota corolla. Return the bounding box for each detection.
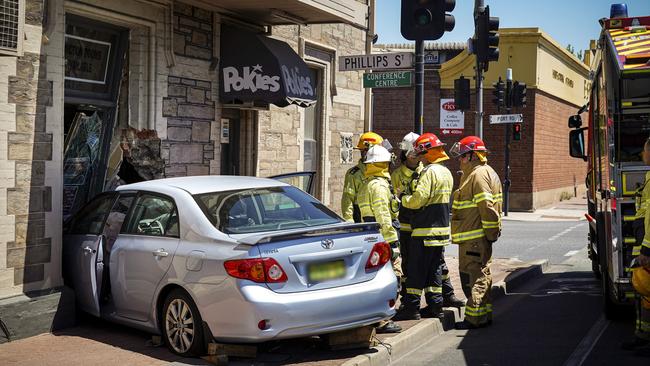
[63,176,397,356]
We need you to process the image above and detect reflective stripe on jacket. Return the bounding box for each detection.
[639,172,650,256]
[451,161,502,244]
[391,163,424,232]
[402,163,453,245]
[341,162,365,222]
[358,176,399,243]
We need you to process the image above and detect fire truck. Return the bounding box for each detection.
[568,5,650,318]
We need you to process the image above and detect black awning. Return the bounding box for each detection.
[220,25,317,108]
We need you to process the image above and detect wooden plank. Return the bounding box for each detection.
[325,326,375,350]
[206,342,258,358]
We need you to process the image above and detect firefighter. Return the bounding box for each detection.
[341,132,384,223]
[392,133,465,309]
[358,144,402,333]
[392,132,422,304]
[393,133,454,321]
[449,136,502,329]
[622,138,650,354]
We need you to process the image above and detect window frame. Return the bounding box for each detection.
[0,0,25,57]
[64,191,118,235]
[121,191,181,239]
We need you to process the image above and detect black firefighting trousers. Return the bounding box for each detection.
[633,218,650,340]
[402,237,444,309]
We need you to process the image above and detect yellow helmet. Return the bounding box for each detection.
[356,132,384,150]
[632,266,650,298]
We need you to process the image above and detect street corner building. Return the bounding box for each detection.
[0,0,373,341]
[372,28,591,211]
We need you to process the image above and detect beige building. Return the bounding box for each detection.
[0,0,372,340]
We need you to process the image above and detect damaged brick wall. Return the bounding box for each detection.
[120,128,165,181]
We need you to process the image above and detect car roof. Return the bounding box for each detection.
[115,175,288,195]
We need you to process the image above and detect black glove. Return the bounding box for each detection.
[389,241,400,261]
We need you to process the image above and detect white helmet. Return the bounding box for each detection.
[364,145,392,163]
[399,132,420,154]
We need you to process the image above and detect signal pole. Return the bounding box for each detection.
[504,68,512,216]
[474,0,484,138]
[415,40,424,134]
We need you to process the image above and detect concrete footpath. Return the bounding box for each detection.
[0,256,547,366]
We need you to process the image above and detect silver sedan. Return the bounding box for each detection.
[63,176,397,356]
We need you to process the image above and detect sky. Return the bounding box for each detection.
[376,0,650,52]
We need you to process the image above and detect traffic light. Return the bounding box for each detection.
[492,77,505,109]
[454,76,470,111]
[512,81,527,107]
[400,0,456,41]
[475,5,499,71]
[512,123,522,141]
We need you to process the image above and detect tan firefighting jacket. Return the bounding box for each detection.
[451,161,503,244]
[341,161,365,222]
[358,175,399,243]
[637,172,650,256]
[401,163,453,246]
[391,162,424,232]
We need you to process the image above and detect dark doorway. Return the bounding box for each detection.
[220,109,241,175]
[63,14,128,218]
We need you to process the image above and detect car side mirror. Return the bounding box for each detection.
[568,115,582,128]
[569,128,587,161]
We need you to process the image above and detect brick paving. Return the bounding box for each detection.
[0,257,535,366]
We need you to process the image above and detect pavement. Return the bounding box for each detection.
[0,200,584,366]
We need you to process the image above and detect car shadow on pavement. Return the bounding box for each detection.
[51,312,193,364]
[53,313,379,366]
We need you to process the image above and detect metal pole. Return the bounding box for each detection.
[474,0,484,138]
[504,68,512,216]
[414,40,424,134]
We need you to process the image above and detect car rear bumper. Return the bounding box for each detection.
[195,264,397,342]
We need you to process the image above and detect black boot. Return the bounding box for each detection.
[622,337,650,351]
[443,294,466,308]
[420,305,444,320]
[455,320,487,330]
[393,306,421,321]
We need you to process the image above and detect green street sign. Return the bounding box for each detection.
[363,71,413,88]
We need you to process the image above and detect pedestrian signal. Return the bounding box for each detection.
[512,123,522,141]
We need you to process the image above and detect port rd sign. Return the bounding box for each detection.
[489,114,524,124]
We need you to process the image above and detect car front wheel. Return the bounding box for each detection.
[162,289,205,356]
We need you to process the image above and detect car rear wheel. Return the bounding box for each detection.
[162,289,205,356]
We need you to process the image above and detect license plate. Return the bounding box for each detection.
[308,260,346,282]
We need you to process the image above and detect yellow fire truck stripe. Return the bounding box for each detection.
[620,46,650,56]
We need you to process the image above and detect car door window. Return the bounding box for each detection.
[124,194,179,237]
[68,194,116,234]
[103,194,135,251]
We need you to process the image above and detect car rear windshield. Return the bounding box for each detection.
[194,186,341,234]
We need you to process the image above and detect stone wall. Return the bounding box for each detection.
[163,2,217,177]
[162,76,214,176]
[0,0,56,296]
[256,23,368,208]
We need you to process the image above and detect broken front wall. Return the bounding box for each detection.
[0,0,368,298]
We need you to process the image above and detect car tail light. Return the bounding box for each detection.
[258,320,270,330]
[365,242,391,270]
[388,299,396,308]
[224,258,288,283]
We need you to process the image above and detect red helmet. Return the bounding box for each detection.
[449,136,488,157]
[413,133,445,155]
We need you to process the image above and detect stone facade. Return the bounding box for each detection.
[1,0,56,295]
[256,23,368,207]
[0,0,369,315]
